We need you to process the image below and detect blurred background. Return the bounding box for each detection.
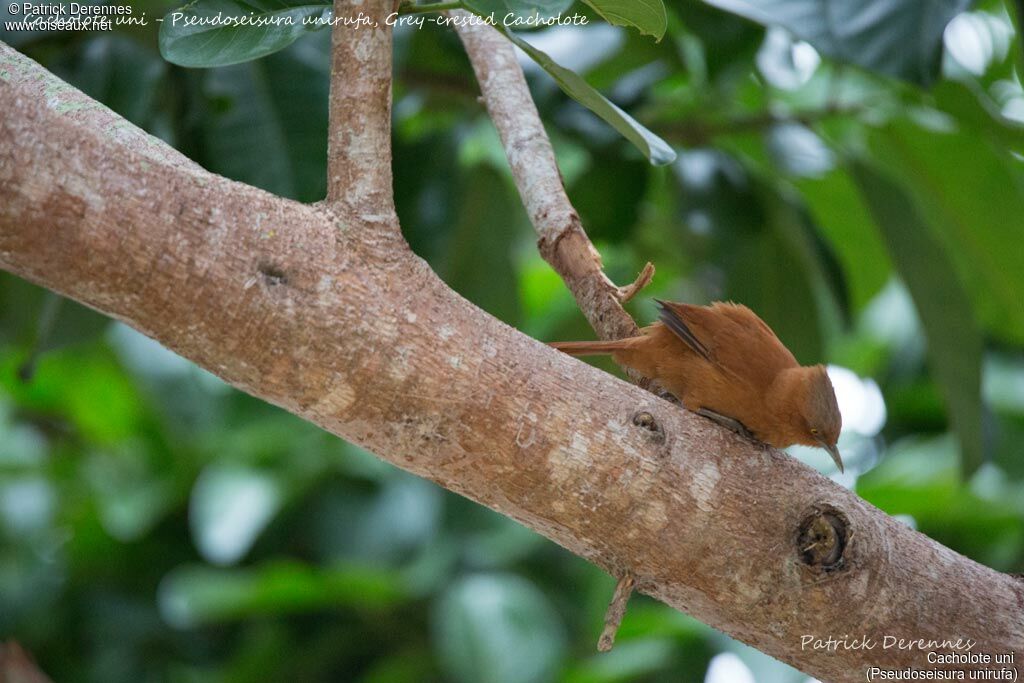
[2,0,1024,681]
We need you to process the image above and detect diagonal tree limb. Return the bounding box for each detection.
[452,13,655,639]
[326,0,398,227]
[451,13,653,348]
[1,41,1022,683]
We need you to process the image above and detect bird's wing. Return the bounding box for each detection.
[707,302,799,376]
[655,299,713,363]
[657,301,799,385]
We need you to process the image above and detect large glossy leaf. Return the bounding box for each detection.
[0,274,111,354]
[700,0,972,85]
[581,0,667,39]
[850,160,985,476]
[394,132,466,264]
[868,119,1024,346]
[159,0,329,68]
[199,34,329,202]
[66,36,168,129]
[190,466,283,565]
[722,208,835,364]
[932,80,1024,155]
[433,573,566,683]
[503,29,676,165]
[443,166,525,326]
[1,346,145,444]
[797,170,892,312]
[567,150,649,243]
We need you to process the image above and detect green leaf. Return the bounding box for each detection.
[190,466,283,565]
[700,0,971,85]
[68,36,168,128]
[199,34,330,201]
[443,166,525,326]
[674,154,840,363]
[563,639,676,683]
[581,0,667,39]
[462,0,574,20]
[502,29,676,165]
[797,170,892,313]
[850,160,985,476]
[567,150,649,243]
[159,561,407,627]
[433,574,566,683]
[868,119,1024,346]
[723,212,827,364]
[159,0,329,68]
[932,80,1024,155]
[0,274,111,353]
[1,345,145,444]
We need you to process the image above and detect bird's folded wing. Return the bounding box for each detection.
[655,299,714,363]
[655,301,799,385]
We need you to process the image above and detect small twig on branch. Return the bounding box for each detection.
[598,573,636,652]
[616,262,655,304]
[451,11,647,348]
[326,0,398,223]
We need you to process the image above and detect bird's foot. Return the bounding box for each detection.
[696,408,755,441]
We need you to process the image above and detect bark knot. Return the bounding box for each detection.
[797,505,848,571]
[257,262,288,287]
[632,411,665,444]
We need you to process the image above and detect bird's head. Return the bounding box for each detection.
[794,365,844,472]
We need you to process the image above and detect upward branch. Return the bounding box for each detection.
[452,13,651,348]
[326,0,398,224]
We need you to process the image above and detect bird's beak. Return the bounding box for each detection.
[819,440,844,473]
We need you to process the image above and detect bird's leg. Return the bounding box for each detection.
[696,408,755,440]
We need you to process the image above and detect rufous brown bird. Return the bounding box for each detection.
[551,300,844,471]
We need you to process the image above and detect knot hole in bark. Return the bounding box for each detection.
[632,411,665,444]
[797,505,848,571]
[257,262,288,287]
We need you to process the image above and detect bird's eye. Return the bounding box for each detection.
[810,428,819,435]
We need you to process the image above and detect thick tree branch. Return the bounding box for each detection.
[326,0,397,224]
[452,14,649,346]
[1,44,1022,683]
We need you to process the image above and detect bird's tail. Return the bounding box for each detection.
[549,340,633,357]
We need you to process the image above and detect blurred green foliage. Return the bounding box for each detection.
[3,0,1024,681]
